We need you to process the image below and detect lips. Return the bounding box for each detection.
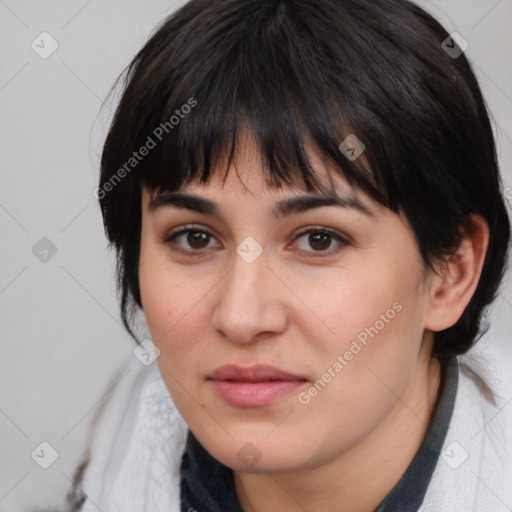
[208,364,307,407]
[209,364,305,382]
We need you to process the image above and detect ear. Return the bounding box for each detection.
[424,215,490,332]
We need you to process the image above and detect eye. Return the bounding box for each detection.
[164,225,220,254]
[291,227,349,256]
[163,225,349,257]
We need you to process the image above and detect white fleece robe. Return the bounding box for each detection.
[74,350,512,512]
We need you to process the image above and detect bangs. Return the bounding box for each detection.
[104,0,399,208]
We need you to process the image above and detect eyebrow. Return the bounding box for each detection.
[147,191,374,218]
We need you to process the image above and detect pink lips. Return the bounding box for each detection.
[208,364,307,407]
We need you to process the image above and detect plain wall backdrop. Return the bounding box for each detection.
[1,1,511,511]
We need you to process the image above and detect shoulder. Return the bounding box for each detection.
[421,351,512,511]
[62,355,187,511]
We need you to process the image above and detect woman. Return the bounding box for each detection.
[63,0,511,510]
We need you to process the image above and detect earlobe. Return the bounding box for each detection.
[424,215,490,332]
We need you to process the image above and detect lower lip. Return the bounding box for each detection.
[210,380,306,407]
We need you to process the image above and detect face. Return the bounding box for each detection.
[138,133,436,474]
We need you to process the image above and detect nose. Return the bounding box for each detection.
[212,250,289,344]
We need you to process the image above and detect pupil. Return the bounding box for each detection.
[188,231,209,248]
[309,232,331,251]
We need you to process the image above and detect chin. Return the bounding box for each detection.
[198,430,316,474]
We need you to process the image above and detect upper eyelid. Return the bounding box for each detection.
[165,224,347,239]
[165,224,219,239]
[294,225,348,239]
[165,224,349,251]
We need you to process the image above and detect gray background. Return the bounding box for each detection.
[0,1,511,511]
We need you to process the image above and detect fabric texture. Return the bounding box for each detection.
[69,351,511,512]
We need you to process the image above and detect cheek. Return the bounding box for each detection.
[138,245,217,372]
[139,257,212,418]
[293,257,422,357]
[296,287,427,459]
[296,252,427,407]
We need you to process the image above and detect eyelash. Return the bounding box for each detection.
[163,224,350,258]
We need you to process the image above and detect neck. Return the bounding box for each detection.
[234,351,442,512]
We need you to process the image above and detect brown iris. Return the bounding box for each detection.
[308,232,331,251]
[187,231,210,249]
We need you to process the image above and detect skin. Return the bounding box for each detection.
[138,131,489,512]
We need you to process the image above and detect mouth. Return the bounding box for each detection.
[207,364,308,407]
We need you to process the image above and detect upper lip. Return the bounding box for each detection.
[208,364,306,382]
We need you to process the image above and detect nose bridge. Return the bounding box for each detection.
[213,247,287,343]
[228,252,264,302]
[220,250,268,320]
